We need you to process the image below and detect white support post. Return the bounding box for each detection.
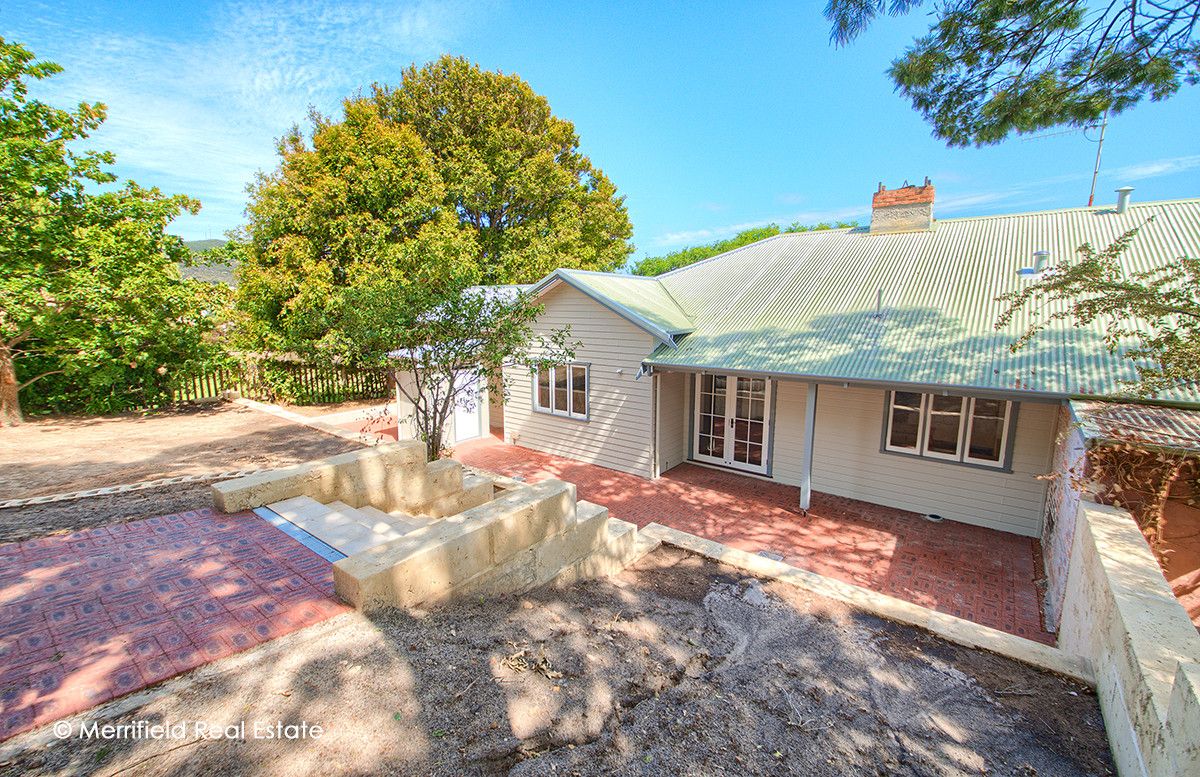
[799,382,818,513]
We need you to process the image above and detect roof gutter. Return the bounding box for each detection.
[640,362,1071,403]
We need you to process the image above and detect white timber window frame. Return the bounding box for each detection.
[533,363,589,420]
[884,391,1014,470]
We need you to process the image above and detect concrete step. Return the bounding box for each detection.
[268,496,376,553]
[626,528,662,567]
[357,505,434,535]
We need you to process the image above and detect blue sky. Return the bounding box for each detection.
[7,0,1200,262]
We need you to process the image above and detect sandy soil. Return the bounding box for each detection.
[0,404,366,500]
[282,399,393,418]
[2,548,1112,776]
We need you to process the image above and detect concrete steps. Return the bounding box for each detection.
[267,496,432,555]
[357,505,436,534]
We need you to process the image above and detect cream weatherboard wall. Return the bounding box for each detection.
[658,375,1058,537]
[504,283,657,477]
[797,385,1059,537]
[655,370,689,476]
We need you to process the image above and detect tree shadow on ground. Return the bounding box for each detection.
[4,547,1113,776]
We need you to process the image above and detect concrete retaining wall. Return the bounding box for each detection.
[1058,502,1200,776]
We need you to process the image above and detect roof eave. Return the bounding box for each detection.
[527,270,686,348]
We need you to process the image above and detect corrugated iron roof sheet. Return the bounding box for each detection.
[532,269,694,342]
[1072,400,1200,452]
[635,198,1200,404]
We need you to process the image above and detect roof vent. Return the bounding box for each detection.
[1115,185,1134,214]
[870,177,934,234]
[1018,250,1050,278]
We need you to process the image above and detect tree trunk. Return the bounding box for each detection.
[0,345,23,427]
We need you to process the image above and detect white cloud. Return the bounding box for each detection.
[14,0,486,239]
[1111,155,1200,181]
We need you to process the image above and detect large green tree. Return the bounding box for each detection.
[0,39,214,424]
[372,55,634,283]
[240,56,634,365]
[237,98,479,364]
[826,0,1200,146]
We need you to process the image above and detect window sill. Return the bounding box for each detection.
[532,407,590,423]
[879,447,1012,474]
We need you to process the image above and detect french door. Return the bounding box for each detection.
[693,374,771,474]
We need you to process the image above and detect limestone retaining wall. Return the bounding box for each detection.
[211,442,490,517]
[332,478,642,612]
[1058,502,1200,776]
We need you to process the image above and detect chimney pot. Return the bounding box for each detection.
[870,178,935,234]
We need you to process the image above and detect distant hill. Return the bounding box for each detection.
[184,239,226,253]
[180,239,237,286]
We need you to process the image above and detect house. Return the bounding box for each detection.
[499,181,1200,541]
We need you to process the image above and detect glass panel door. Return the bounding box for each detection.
[695,374,727,462]
[731,377,768,470]
[692,374,771,474]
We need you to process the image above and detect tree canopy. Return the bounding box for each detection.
[826,0,1200,146]
[631,221,858,276]
[995,222,1200,398]
[238,56,634,365]
[236,98,478,364]
[371,56,633,283]
[1,38,216,424]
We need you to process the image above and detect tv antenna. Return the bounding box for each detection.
[1086,109,1109,207]
[1020,110,1110,206]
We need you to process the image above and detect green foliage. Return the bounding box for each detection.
[239,56,632,370]
[826,0,1200,146]
[372,55,634,283]
[631,221,858,276]
[236,97,478,364]
[0,38,216,421]
[392,288,575,460]
[995,222,1200,397]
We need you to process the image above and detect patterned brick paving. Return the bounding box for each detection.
[0,509,348,742]
[455,437,1051,644]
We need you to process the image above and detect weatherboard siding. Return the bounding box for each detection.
[504,283,656,477]
[655,371,689,475]
[786,385,1059,537]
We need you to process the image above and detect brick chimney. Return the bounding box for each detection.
[870,177,934,234]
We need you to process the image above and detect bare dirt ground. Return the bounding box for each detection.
[0,403,367,544]
[1,548,1113,777]
[282,399,392,418]
[0,403,365,500]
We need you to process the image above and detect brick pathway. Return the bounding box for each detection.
[0,509,349,741]
[454,437,1051,644]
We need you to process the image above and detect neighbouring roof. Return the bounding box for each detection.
[534,198,1200,404]
[529,269,694,346]
[1071,400,1200,453]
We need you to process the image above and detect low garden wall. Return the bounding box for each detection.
[1042,407,1088,631]
[1057,502,1200,777]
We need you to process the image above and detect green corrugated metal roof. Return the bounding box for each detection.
[654,198,1200,403]
[531,269,694,344]
[542,199,1200,403]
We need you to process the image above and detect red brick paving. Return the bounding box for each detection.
[454,436,1052,644]
[0,508,348,742]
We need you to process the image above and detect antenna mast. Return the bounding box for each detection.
[1087,109,1109,207]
